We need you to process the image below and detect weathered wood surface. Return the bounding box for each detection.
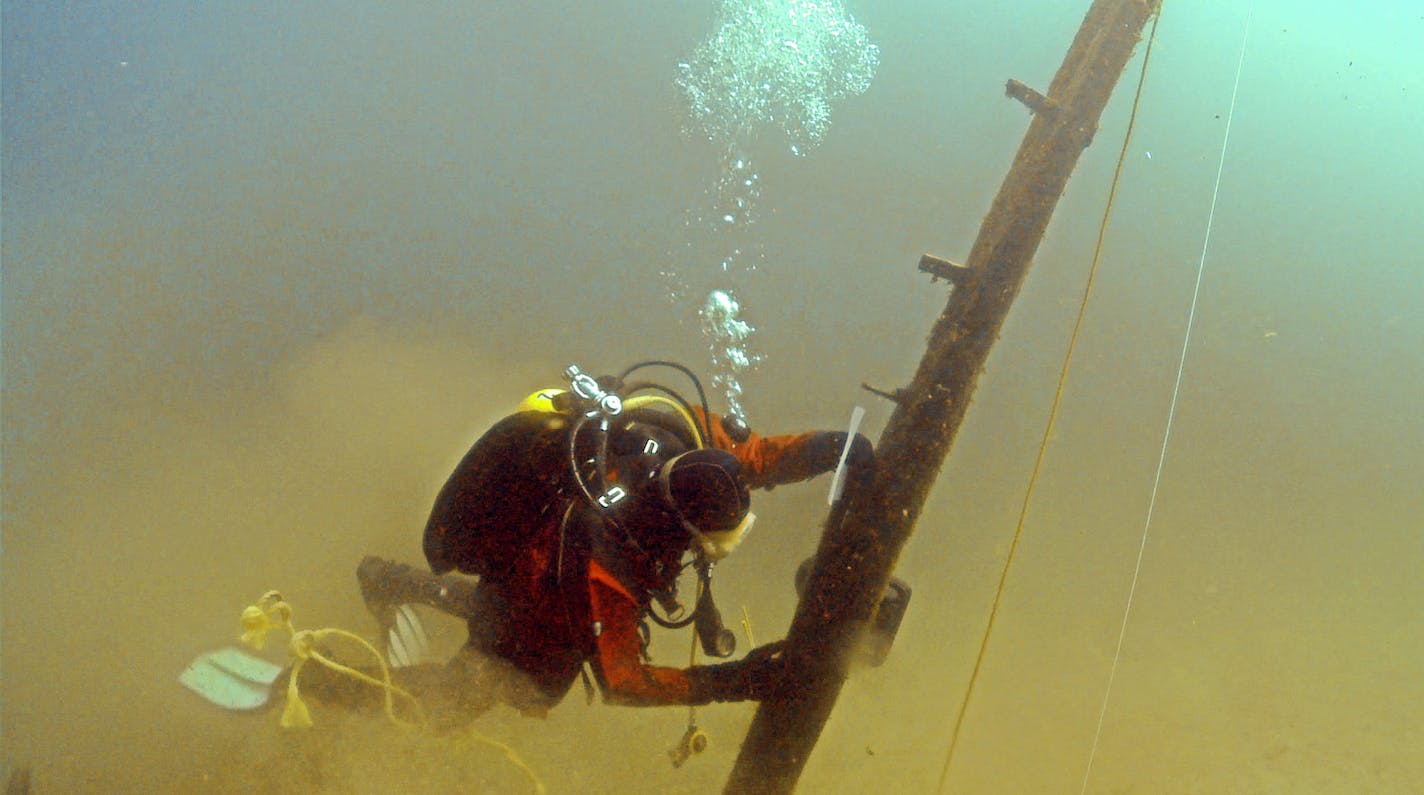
[725,2,1162,792]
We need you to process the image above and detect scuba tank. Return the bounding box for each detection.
[424,360,745,659]
[422,409,576,580]
[423,362,703,579]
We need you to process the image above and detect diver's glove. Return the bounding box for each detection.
[687,641,788,704]
[806,432,875,481]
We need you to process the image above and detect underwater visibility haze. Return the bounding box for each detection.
[2,1,1422,792]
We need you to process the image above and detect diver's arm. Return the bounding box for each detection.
[698,409,872,490]
[587,572,781,706]
[586,575,698,706]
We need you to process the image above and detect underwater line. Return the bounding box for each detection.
[1078,4,1254,792]
[934,7,1164,792]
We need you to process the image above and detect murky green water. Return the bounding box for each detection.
[4,2,1420,792]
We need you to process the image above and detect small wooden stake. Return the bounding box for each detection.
[918,254,975,286]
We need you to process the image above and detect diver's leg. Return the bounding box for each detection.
[283,596,551,731]
[356,556,483,626]
[276,559,531,729]
[284,657,495,731]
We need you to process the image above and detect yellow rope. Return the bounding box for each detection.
[684,581,702,742]
[239,591,545,793]
[298,630,425,729]
[935,8,1164,792]
[452,725,549,795]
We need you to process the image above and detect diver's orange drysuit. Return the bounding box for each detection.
[421,408,867,710]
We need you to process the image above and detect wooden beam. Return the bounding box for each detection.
[724,1,1161,792]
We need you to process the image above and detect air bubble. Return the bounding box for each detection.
[673,1,877,420]
[676,0,879,153]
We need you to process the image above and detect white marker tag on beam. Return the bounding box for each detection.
[827,405,866,505]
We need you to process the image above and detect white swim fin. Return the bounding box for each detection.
[180,603,430,710]
[384,604,431,669]
[179,647,283,711]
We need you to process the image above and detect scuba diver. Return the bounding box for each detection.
[295,361,874,728]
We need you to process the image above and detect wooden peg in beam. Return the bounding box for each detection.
[1006,78,1055,115]
[918,254,975,286]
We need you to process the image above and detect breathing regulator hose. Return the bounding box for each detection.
[554,361,752,771]
[561,360,739,515]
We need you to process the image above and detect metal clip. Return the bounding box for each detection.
[596,486,627,509]
[669,725,709,768]
[565,364,623,418]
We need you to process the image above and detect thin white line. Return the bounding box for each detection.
[1079,5,1254,793]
